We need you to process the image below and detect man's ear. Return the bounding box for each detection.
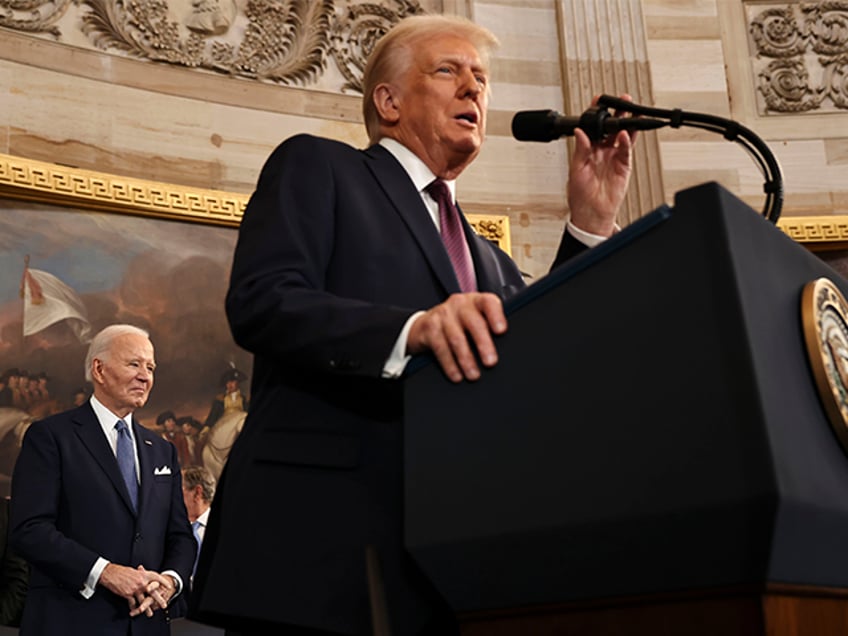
[373,83,400,124]
[90,359,105,385]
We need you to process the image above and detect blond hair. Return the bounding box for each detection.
[361,14,499,145]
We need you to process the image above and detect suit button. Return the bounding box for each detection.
[134,533,142,542]
[330,358,360,371]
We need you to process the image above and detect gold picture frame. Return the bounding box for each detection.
[7,151,846,256]
[0,153,512,254]
[777,216,848,253]
[0,153,245,227]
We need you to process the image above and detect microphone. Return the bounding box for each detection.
[511,107,666,142]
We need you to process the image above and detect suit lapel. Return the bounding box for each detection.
[133,423,157,512]
[458,202,501,294]
[363,144,462,295]
[73,405,137,515]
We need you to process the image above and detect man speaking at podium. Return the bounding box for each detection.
[190,13,636,636]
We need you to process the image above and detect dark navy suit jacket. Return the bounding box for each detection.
[10,402,196,635]
[190,135,586,635]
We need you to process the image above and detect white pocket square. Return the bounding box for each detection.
[153,466,172,476]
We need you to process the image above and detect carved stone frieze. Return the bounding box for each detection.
[750,7,807,57]
[0,0,71,36]
[0,0,430,92]
[758,57,823,112]
[748,1,848,114]
[331,0,423,93]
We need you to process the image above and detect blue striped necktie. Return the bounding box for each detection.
[115,419,138,511]
[191,519,202,585]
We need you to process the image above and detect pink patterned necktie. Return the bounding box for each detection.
[426,179,477,293]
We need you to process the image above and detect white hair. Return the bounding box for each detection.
[84,324,150,382]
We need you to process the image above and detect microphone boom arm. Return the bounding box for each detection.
[596,95,784,223]
[578,106,666,141]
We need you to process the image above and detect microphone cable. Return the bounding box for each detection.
[596,94,784,223]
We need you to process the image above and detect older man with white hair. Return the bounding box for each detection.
[10,324,196,636]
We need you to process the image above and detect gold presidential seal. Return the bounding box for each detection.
[802,277,848,453]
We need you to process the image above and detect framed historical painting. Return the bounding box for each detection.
[0,152,513,494]
[0,153,253,492]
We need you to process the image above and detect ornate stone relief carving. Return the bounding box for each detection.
[0,0,72,36]
[748,1,848,114]
[0,0,429,93]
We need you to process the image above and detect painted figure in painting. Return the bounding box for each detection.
[158,410,192,468]
[201,366,248,481]
[179,416,207,467]
[0,371,14,408]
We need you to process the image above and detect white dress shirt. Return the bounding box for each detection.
[82,396,183,600]
[376,137,611,378]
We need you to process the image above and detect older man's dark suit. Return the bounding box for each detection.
[10,402,196,636]
[189,135,585,635]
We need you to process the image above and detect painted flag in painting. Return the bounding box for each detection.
[21,267,92,343]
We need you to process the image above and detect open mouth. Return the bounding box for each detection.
[455,112,478,125]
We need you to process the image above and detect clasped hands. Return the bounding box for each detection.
[100,562,176,618]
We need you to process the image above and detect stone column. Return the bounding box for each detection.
[556,0,665,226]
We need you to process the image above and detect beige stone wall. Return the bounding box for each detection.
[1,0,847,278]
[645,0,848,220]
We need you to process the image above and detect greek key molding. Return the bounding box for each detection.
[6,152,845,256]
[0,153,513,253]
[0,153,246,226]
[778,215,848,249]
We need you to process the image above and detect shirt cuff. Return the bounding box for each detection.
[162,570,183,601]
[382,311,425,378]
[81,557,109,598]
[566,220,619,248]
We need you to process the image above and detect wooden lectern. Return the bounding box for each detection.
[403,182,848,636]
